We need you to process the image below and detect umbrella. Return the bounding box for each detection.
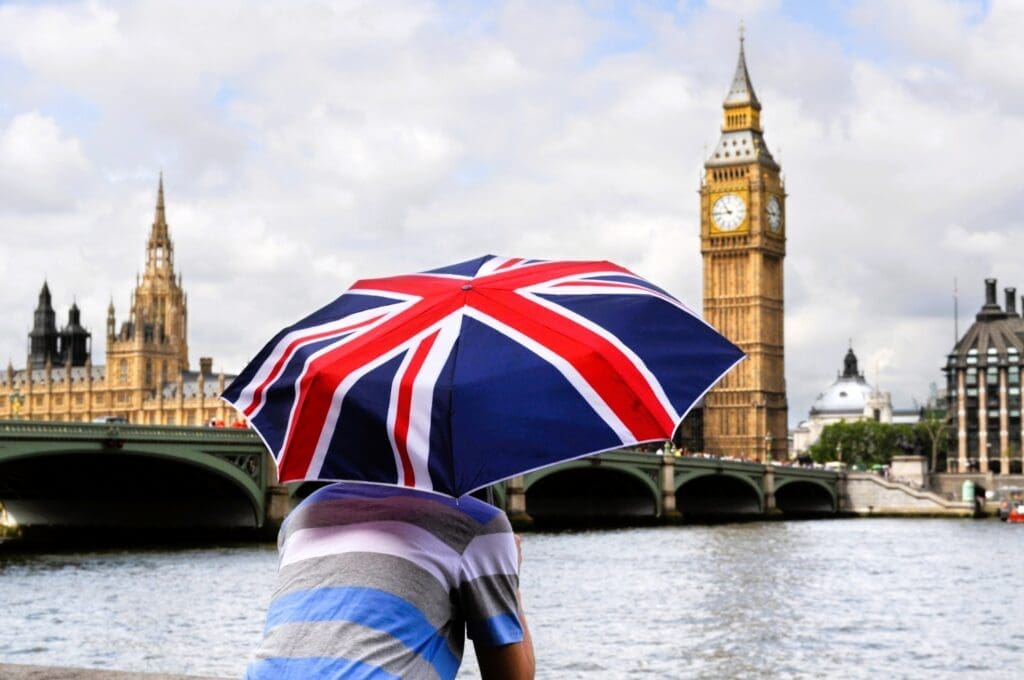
[222,255,743,497]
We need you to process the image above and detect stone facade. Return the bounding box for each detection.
[0,177,237,426]
[944,278,1024,475]
[700,35,787,460]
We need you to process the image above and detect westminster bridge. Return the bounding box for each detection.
[0,421,841,541]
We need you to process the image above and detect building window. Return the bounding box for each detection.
[95,394,104,405]
[54,395,62,406]
[987,367,998,385]
[166,413,175,425]
[966,368,977,385]
[119,359,128,384]
[1010,366,1020,384]
[145,360,153,387]
[75,393,84,405]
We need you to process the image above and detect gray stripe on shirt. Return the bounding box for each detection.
[256,619,445,680]
[458,573,521,620]
[275,551,454,630]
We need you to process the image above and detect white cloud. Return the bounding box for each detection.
[0,112,92,212]
[0,0,1022,432]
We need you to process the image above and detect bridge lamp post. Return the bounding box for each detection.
[763,433,773,463]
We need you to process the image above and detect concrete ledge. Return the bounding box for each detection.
[0,664,228,680]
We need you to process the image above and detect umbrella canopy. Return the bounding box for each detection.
[222,255,743,497]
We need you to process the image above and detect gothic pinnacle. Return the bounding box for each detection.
[724,24,760,108]
[156,172,166,223]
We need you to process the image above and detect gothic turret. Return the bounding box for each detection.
[29,281,59,368]
[59,302,91,367]
[107,299,116,340]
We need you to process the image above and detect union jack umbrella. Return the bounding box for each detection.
[222,255,743,497]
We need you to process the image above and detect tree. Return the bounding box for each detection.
[915,407,949,472]
[808,420,918,467]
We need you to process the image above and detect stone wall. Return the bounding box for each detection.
[930,473,1024,500]
[842,473,973,517]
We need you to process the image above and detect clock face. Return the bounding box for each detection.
[766,195,782,232]
[712,193,746,231]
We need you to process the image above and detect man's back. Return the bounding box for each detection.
[245,482,524,680]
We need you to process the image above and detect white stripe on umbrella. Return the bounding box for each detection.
[402,316,462,489]
[303,340,411,480]
[518,289,681,424]
[464,307,635,444]
[235,306,404,417]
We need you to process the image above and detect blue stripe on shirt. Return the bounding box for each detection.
[245,656,401,680]
[467,611,524,647]
[265,586,460,679]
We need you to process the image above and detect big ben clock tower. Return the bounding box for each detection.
[700,33,788,460]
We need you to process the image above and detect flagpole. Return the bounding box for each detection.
[953,277,959,346]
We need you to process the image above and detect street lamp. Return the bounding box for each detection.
[764,433,773,463]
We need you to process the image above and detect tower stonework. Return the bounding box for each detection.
[700,36,788,460]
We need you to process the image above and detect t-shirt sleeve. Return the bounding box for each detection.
[458,514,524,647]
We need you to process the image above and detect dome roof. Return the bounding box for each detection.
[809,347,876,414]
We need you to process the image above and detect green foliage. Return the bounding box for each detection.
[808,420,920,467]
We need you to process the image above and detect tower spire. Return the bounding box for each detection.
[146,173,173,273]
[153,171,167,237]
[725,26,760,109]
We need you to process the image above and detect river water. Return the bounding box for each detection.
[1,519,1021,679]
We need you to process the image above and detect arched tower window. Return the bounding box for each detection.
[119,359,129,384]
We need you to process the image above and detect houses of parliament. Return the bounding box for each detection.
[0,177,238,426]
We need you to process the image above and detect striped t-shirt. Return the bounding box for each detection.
[245,482,524,680]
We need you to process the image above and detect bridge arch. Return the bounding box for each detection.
[524,461,659,525]
[0,441,264,532]
[773,478,836,515]
[674,470,763,517]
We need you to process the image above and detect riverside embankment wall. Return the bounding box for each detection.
[842,473,974,517]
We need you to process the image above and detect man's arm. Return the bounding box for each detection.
[475,534,535,680]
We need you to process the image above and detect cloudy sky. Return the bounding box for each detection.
[0,0,1020,427]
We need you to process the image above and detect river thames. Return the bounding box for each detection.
[1,518,1021,679]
